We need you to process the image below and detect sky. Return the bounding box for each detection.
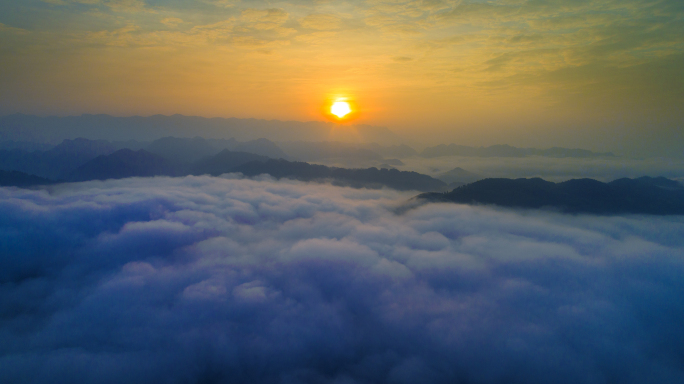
[0,0,682,153]
[2,175,684,383]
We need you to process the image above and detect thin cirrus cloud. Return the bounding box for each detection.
[9,1,683,88]
[299,13,342,30]
[1,175,684,383]
[41,0,148,12]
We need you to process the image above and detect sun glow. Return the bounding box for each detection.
[331,101,352,118]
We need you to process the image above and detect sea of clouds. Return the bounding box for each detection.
[1,175,684,384]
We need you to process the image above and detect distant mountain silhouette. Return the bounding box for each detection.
[189,149,269,176]
[447,181,468,190]
[146,136,221,164]
[380,159,404,166]
[110,139,150,151]
[207,138,240,151]
[49,138,116,157]
[234,138,289,159]
[528,147,613,158]
[0,114,401,144]
[420,144,614,158]
[437,167,482,184]
[0,137,451,192]
[0,138,116,179]
[63,150,445,191]
[145,136,288,165]
[234,159,446,192]
[418,176,684,215]
[366,143,418,158]
[67,149,179,181]
[277,141,384,162]
[630,176,682,189]
[0,170,55,187]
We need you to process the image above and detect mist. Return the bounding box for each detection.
[395,155,684,183]
[2,176,684,383]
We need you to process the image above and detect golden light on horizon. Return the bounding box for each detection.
[331,101,352,119]
[321,96,360,123]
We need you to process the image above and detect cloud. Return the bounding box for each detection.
[0,23,29,35]
[104,0,147,12]
[41,0,147,12]
[21,0,684,107]
[85,24,143,47]
[294,31,337,44]
[42,0,99,5]
[83,15,291,49]
[160,17,184,28]
[201,0,238,8]
[299,14,343,30]
[1,175,684,383]
[240,8,289,30]
[231,36,291,49]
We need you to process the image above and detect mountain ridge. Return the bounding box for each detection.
[1,147,447,192]
[234,159,447,192]
[0,114,401,145]
[420,144,614,159]
[418,176,684,215]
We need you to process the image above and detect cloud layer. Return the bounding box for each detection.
[1,175,684,383]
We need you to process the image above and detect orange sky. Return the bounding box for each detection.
[0,0,682,155]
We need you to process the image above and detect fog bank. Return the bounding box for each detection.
[1,176,684,383]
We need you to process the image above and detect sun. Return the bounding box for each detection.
[331,101,352,119]
[322,96,358,122]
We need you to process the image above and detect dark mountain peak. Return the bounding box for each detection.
[557,178,606,187]
[106,148,151,158]
[212,148,268,160]
[208,138,240,150]
[468,177,553,188]
[419,176,684,215]
[246,138,273,145]
[234,138,288,159]
[233,158,446,192]
[633,176,683,189]
[0,137,118,180]
[67,149,178,182]
[48,137,115,157]
[146,136,220,164]
[151,136,206,145]
[437,167,481,184]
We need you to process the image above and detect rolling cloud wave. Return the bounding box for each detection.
[1,176,684,383]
